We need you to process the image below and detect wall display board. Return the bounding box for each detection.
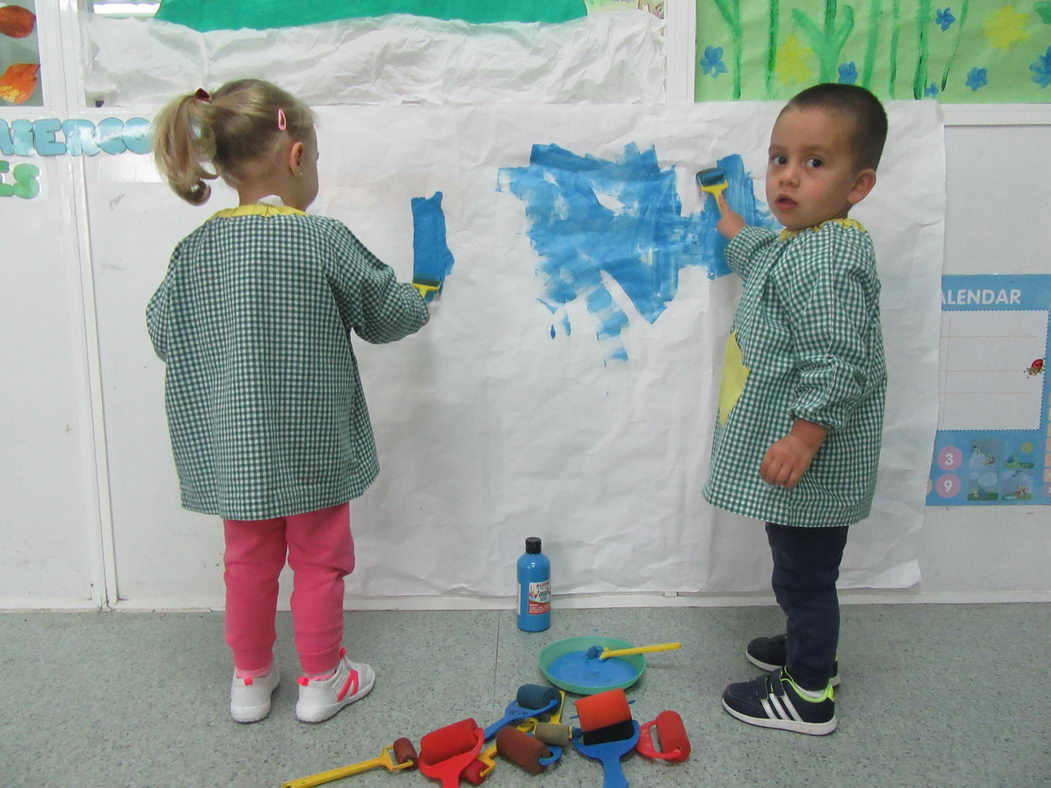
[928,275,1051,505]
[0,1,40,106]
[696,0,1051,103]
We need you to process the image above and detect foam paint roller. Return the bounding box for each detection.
[420,719,481,763]
[636,710,691,762]
[495,726,551,776]
[696,167,729,198]
[482,684,561,739]
[281,738,417,788]
[533,721,572,747]
[575,688,636,744]
[517,683,561,709]
[418,718,485,788]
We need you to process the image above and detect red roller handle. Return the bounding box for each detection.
[637,710,690,762]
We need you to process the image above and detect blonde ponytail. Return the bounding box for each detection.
[153,93,219,205]
[153,79,314,206]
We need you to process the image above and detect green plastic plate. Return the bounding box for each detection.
[538,636,646,696]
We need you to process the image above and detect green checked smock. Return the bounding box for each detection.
[703,219,887,527]
[147,205,428,521]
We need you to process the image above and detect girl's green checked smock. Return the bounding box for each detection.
[703,219,887,527]
[147,205,428,521]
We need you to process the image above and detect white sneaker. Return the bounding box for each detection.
[295,649,376,723]
[230,667,280,723]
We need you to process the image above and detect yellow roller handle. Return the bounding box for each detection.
[411,282,440,298]
[600,642,682,660]
[549,690,567,724]
[282,748,410,788]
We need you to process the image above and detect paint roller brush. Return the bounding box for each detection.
[462,720,537,785]
[494,726,553,775]
[575,688,637,745]
[418,718,485,787]
[482,684,561,740]
[584,641,682,660]
[572,689,640,786]
[696,167,729,199]
[532,688,571,748]
[636,710,691,762]
[281,738,417,788]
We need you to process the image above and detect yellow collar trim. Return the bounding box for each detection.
[209,204,306,221]
[778,217,866,241]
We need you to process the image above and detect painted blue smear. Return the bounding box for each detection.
[411,191,455,299]
[500,144,774,361]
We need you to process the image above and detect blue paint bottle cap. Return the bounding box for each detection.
[526,537,542,554]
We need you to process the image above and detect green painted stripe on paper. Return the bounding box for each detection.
[155,0,588,31]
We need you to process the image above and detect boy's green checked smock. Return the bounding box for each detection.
[147,205,428,521]
[703,219,887,527]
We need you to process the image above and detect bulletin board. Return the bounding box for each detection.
[696,0,1051,103]
[928,275,1051,505]
[0,1,41,106]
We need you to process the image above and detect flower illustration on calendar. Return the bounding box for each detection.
[1024,357,1044,377]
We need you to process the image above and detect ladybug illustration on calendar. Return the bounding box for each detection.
[1024,358,1044,377]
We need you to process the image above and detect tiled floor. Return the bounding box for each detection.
[2,603,1048,787]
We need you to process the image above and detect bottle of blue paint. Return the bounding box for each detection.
[517,537,551,632]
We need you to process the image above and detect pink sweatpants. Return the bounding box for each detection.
[223,503,355,675]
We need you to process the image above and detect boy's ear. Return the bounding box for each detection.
[847,168,877,205]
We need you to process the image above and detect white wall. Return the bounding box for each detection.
[1,5,1048,610]
[915,124,1051,602]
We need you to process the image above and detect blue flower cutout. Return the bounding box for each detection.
[1031,47,1051,88]
[925,82,940,97]
[936,8,955,31]
[838,62,858,84]
[966,67,988,91]
[700,46,728,78]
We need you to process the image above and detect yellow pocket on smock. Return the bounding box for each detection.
[718,332,749,425]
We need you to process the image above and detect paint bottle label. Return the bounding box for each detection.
[527,580,551,614]
[517,536,551,631]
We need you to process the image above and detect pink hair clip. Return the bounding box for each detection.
[276,108,287,131]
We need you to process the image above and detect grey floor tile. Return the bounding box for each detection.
[1,603,1048,787]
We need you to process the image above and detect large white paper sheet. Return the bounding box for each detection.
[312,102,942,597]
[87,102,942,603]
[84,11,665,108]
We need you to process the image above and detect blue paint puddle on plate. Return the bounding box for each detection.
[546,652,638,689]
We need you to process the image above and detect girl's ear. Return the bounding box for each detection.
[287,140,305,176]
[847,169,877,206]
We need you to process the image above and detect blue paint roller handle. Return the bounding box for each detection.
[597,751,629,788]
[482,696,558,740]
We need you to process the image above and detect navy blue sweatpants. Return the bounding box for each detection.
[766,521,850,691]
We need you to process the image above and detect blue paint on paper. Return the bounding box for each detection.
[501,144,773,361]
[411,191,455,294]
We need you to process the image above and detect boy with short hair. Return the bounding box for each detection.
[706,83,889,735]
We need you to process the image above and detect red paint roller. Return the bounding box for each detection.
[575,688,635,745]
[418,718,485,787]
[637,710,691,762]
[495,727,552,775]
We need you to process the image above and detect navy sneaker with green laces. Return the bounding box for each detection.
[746,634,841,687]
[722,668,837,735]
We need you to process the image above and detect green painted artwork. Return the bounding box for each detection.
[155,0,588,31]
[696,1,1051,102]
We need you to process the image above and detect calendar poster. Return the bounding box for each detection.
[928,275,1051,506]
